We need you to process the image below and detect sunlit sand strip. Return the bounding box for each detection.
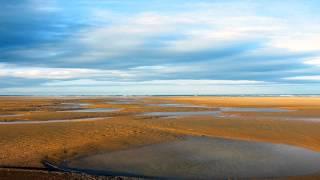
[0,117,110,125]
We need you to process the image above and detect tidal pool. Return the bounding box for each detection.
[59,103,92,110]
[108,100,138,105]
[141,107,292,119]
[62,108,122,113]
[66,136,320,179]
[108,101,133,104]
[107,98,140,105]
[250,116,320,123]
[220,107,292,113]
[61,102,92,107]
[148,103,208,108]
[0,117,108,125]
[142,111,221,118]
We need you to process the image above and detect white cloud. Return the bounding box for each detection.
[58,11,287,62]
[284,76,320,81]
[141,79,266,85]
[0,63,133,79]
[270,33,320,52]
[75,9,320,61]
[4,1,320,88]
[0,63,206,80]
[43,79,266,87]
[163,16,284,52]
[304,57,320,66]
[73,12,177,60]
[129,65,200,74]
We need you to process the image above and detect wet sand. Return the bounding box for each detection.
[0,167,134,180]
[67,136,320,179]
[1,96,320,179]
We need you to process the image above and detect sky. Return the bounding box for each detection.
[1,0,320,95]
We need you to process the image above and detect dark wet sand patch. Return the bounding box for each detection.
[0,167,127,180]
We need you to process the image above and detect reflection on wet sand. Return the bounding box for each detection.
[147,103,208,108]
[220,107,292,112]
[59,103,92,109]
[108,99,140,104]
[66,136,320,179]
[141,107,291,119]
[62,108,122,113]
[142,111,222,118]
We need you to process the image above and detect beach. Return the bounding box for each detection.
[1,96,320,179]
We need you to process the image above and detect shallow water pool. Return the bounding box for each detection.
[220,107,292,112]
[142,111,221,118]
[148,103,208,108]
[62,108,122,113]
[66,136,320,179]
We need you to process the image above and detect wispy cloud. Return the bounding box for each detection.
[43,79,266,87]
[284,76,320,81]
[304,58,320,66]
[0,63,133,79]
